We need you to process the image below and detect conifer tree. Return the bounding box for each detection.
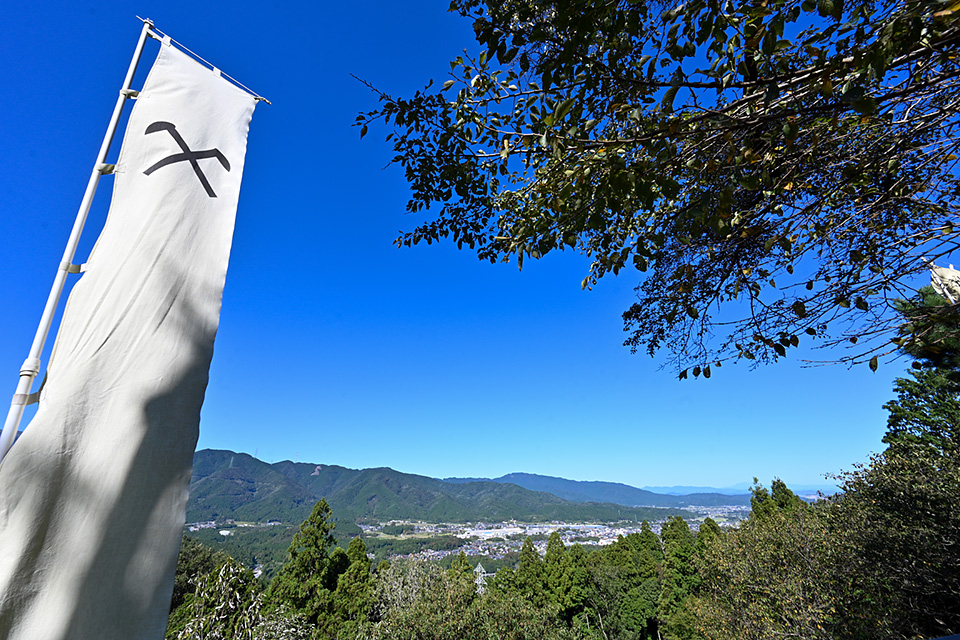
[543,531,566,605]
[556,544,589,625]
[267,498,340,627]
[695,518,721,558]
[448,550,474,582]
[749,478,807,521]
[601,533,640,585]
[658,517,699,639]
[883,367,960,456]
[516,538,548,607]
[636,521,664,583]
[332,538,374,639]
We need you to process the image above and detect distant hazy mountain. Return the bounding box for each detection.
[442,472,753,508]
[643,482,838,497]
[641,485,750,496]
[188,450,690,526]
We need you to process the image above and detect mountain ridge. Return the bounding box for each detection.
[187,450,694,526]
[441,471,753,507]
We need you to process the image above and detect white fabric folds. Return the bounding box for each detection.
[932,265,960,302]
[0,43,256,639]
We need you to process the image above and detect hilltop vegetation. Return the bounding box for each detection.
[169,457,960,639]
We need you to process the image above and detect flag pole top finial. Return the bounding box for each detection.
[133,18,271,105]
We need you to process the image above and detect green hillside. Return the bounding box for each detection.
[187,449,689,526]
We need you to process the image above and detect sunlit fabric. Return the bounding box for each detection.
[0,43,256,640]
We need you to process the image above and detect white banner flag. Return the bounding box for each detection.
[0,42,256,639]
[931,264,960,303]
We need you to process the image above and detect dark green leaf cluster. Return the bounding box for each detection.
[697,453,960,640]
[169,536,233,614]
[480,521,715,639]
[266,499,348,630]
[166,556,268,640]
[695,322,960,640]
[369,557,578,640]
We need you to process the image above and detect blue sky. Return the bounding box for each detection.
[0,1,907,490]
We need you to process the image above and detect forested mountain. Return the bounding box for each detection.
[187,450,689,525]
[443,472,752,507]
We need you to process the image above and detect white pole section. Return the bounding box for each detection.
[0,19,157,464]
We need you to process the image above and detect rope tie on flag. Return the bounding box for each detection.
[13,358,42,405]
[59,261,87,274]
[11,392,40,407]
[140,17,272,104]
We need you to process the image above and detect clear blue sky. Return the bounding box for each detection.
[1,1,908,490]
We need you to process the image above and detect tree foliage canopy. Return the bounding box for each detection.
[358,0,960,373]
[883,288,960,453]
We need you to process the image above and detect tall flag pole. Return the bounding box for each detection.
[0,20,264,640]
[0,19,155,463]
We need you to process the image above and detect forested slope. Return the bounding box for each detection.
[187,450,689,525]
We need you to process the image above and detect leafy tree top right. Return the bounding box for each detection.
[359,0,960,374]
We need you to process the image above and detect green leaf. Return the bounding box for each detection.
[554,97,577,123]
[869,356,878,372]
[783,121,798,141]
[851,96,878,114]
[662,86,680,113]
[739,174,761,190]
[442,80,455,90]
